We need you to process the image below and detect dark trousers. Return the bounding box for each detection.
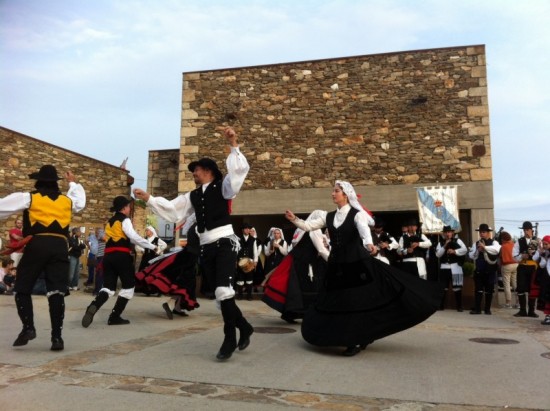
[200,238,237,290]
[103,252,135,291]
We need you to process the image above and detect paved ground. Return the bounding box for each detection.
[1,287,549,411]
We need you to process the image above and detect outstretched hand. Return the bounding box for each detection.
[285,210,296,222]
[65,171,76,183]
[133,188,150,202]
[224,127,238,147]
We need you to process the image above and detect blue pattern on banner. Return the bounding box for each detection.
[417,189,461,230]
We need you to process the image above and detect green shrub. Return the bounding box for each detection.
[462,261,475,277]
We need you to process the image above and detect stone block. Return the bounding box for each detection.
[470,168,492,181]
[467,106,489,117]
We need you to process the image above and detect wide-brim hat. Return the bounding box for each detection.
[110,196,131,212]
[373,217,385,228]
[404,218,419,226]
[475,223,493,232]
[188,158,223,181]
[28,165,61,181]
[442,225,455,232]
[242,222,253,230]
[519,221,533,230]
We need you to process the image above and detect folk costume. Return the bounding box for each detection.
[371,218,399,266]
[435,226,468,311]
[289,181,443,356]
[236,224,258,300]
[512,221,541,317]
[263,210,329,323]
[398,221,432,279]
[468,224,501,315]
[144,145,254,361]
[250,227,266,288]
[0,165,86,351]
[136,225,167,271]
[538,235,550,325]
[263,227,289,273]
[82,196,156,328]
[136,216,200,318]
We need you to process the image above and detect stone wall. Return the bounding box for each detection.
[0,126,133,241]
[180,45,490,194]
[147,149,179,199]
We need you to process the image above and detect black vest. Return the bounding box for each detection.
[326,208,368,263]
[474,237,498,272]
[402,233,426,258]
[189,180,232,233]
[186,223,200,255]
[439,237,462,265]
[518,237,537,260]
[239,235,256,258]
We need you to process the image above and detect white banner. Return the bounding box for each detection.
[416,186,461,233]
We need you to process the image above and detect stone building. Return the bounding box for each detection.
[151,44,493,245]
[0,126,137,241]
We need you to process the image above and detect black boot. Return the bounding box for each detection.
[439,289,447,310]
[484,292,493,315]
[82,291,109,328]
[108,296,130,325]
[13,293,36,346]
[48,292,65,351]
[527,298,539,318]
[217,298,237,360]
[470,291,483,314]
[236,285,244,300]
[514,294,528,317]
[235,304,253,351]
[245,284,253,301]
[454,289,463,312]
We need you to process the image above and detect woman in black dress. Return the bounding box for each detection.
[285,180,443,356]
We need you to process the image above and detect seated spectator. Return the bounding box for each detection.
[0,258,15,294]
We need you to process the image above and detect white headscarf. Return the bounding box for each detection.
[267,227,285,242]
[335,180,375,226]
[145,226,158,239]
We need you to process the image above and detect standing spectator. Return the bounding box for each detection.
[538,235,550,325]
[85,227,100,287]
[436,226,468,311]
[135,226,166,271]
[468,224,501,315]
[0,165,85,351]
[236,223,258,300]
[8,218,25,267]
[93,228,106,295]
[263,227,288,273]
[513,221,540,317]
[68,227,86,291]
[499,231,518,308]
[398,219,432,279]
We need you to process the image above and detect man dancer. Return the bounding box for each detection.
[134,127,254,361]
[468,224,501,315]
[0,165,85,351]
[436,226,468,311]
[513,221,540,317]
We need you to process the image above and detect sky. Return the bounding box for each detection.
[1,0,549,238]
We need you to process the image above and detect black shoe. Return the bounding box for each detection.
[82,305,98,328]
[216,337,237,361]
[13,328,37,347]
[527,312,539,318]
[541,316,550,325]
[51,337,64,351]
[342,345,362,357]
[108,316,130,325]
[280,313,298,324]
[513,311,528,317]
[469,310,482,315]
[162,303,173,320]
[238,324,254,351]
[484,310,492,315]
[216,350,233,361]
[172,309,188,317]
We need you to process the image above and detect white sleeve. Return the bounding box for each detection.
[309,230,330,262]
[147,193,194,224]
[157,237,167,253]
[468,243,477,260]
[122,219,155,250]
[418,234,432,249]
[67,182,86,212]
[0,193,31,219]
[512,241,521,262]
[485,241,501,255]
[435,243,445,258]
[222,147,250,199]
[455,239,468,256]
[292,211,327,232]
[355,212,373,246]
[279,241,288,256]
[387,236,399,250]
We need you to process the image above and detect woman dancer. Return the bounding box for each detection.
[136,226,167,272]
[285,181,443,356]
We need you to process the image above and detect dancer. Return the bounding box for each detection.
[133,126,254,361]
[82,196,157,327]
[0,165,85,351]
[285,180,443,356]
[263,210,329,323]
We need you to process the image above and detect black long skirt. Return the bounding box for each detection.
[301,256,444,347]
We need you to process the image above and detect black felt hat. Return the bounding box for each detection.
[475,223,493,232]
[28,165,61,181]
[187,158,223,181]
[442,225,455,232]
[519,221,533,230]
[110,196,131,212]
